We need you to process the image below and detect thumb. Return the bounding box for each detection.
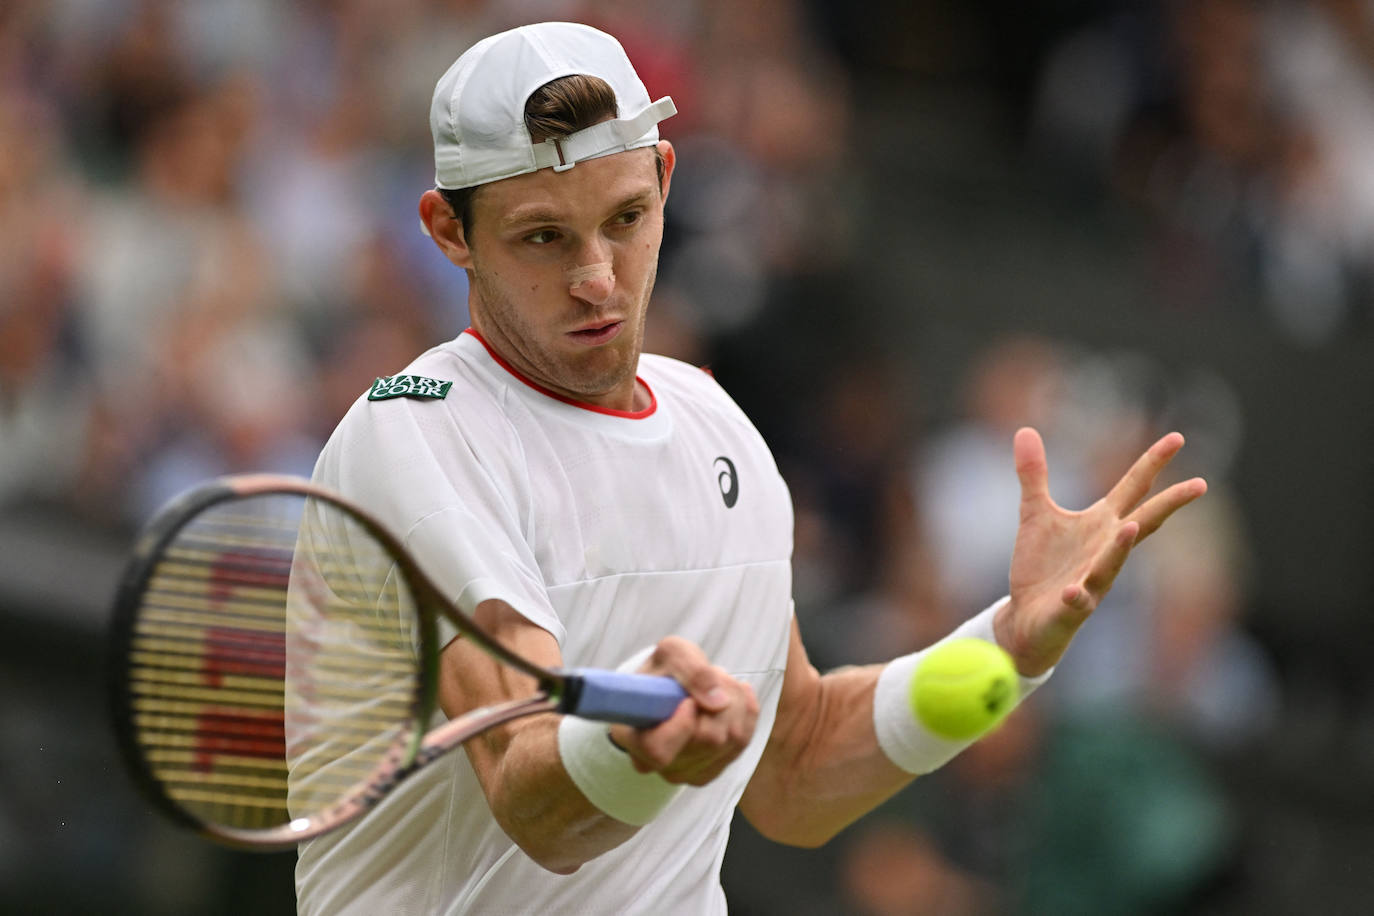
[1013,427,1050,508]
[647,636,729,711]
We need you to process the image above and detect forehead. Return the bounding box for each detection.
[471,146,661,228]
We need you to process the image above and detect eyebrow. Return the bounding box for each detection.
[500,207,563,231]
[499,188,657,232]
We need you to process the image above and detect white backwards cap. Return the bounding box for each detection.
[430,22,677,190]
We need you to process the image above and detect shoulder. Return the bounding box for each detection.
[639,353,781,472]
[321,340,523,476]
[640,354,750,422]
[639,352,721,387]
[343,339,511,426]
[313,339,536,530]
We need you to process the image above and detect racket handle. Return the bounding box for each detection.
[565,670,688,728]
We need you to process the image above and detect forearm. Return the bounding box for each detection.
[441,607,709,872]
[740,661,913,847]
[464,716,639,873]
[742,603,1047,847]
[439,604,653,873]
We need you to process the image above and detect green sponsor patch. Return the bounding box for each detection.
[367,374,452,401]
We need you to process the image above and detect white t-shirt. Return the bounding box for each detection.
[294,330,796,915]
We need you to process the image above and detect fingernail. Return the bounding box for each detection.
[705,688,728,707]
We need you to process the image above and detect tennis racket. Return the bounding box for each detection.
[107,473,687,850]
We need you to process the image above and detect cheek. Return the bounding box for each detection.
[623,229,662,280]
[481,253,547,299]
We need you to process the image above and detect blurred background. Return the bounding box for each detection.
[2,0,1371,913]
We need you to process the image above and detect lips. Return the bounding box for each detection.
[567,319,624,345]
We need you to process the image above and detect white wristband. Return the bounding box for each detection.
[873,597,1052,775]
[556,647,683,826]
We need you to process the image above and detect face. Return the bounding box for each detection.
[431,142,674,411]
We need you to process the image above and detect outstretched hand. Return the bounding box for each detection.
[993,427,1208,677]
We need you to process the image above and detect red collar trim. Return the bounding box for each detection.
[463,328,657,419]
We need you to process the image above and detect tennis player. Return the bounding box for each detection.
[295,21,1206,915]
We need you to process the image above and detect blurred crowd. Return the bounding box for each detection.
[0,0,858,528]
[769,332,1277,915]
[1029,0,1374,343]
[3,0,1371,913]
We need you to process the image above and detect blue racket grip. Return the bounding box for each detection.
[566,669,689,728]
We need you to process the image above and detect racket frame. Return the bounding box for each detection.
[108,474,682,850]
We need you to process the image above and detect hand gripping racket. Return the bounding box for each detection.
[107,474,687,849]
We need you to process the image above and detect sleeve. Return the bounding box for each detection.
[322,385,566,649]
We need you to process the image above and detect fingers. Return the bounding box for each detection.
[1013,427,1051,507]
[611,637,759,786]
[617,685,758,785]
[1006,431,1205,674]
[614,697,696,774]
[646,636,732,711]
[1058,519,1139,618]
[1106,432,1185,515]
[1081,520,1139,596]
[1128,476,1208,542]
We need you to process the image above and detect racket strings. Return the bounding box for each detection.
[124,493,425,833]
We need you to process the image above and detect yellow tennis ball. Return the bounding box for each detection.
[909,638,1019,740]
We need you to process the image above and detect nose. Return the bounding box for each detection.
[566,261,615,305]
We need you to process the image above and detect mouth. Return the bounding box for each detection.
[566,319,624,346]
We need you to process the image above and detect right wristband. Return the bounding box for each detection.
[873,597,1052,775]
[557,713,683,826]
[556,646,683,826]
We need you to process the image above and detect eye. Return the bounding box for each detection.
[524,228,561,245]
[613,209,642,228]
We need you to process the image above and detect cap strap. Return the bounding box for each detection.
[532,97,677,173]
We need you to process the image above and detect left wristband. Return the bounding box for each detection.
[872,597,1051,775]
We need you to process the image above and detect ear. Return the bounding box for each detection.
[418,189,474,269]
[656,139,676,204]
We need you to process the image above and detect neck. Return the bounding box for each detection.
[463,328,655,418]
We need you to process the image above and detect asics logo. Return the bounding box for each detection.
[713,456,738,508]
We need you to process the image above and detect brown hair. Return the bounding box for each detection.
[439,74,664,237]
[523,74,619,142]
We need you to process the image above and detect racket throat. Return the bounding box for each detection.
[551,672,583,716]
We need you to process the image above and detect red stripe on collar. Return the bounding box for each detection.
[463,328,657,419]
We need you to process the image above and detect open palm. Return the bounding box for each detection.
[995,427,1208,676]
